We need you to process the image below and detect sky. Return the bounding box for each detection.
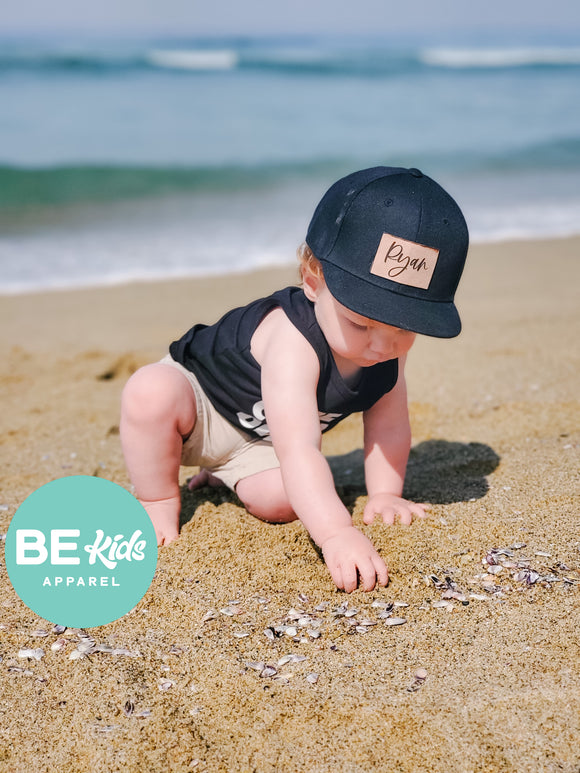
[2,0,580,38]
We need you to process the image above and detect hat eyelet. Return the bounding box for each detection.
[384,198,393,207]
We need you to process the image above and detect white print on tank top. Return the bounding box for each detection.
[237,401,342,441]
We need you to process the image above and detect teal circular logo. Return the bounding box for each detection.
[4,476,157,628]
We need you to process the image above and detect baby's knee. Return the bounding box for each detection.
[121,364,195,430]
[236,477,296,524]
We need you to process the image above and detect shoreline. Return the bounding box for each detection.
[1,231,579,300]
[1,234,579,772]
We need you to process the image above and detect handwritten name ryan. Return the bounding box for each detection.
[370,232,439,290]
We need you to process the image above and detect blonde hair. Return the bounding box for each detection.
[296,241,324,284]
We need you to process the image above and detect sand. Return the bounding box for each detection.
[0,236,579,772]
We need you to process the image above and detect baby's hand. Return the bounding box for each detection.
[321,526,389,593]
[363,493,429,526]
[139,496,180,546]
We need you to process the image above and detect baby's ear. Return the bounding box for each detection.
[302,263,325,302]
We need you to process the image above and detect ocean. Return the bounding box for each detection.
[1,33,579,293]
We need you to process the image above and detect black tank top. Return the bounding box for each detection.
[169,286,398,441]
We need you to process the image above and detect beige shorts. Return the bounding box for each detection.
[159,354,280,491]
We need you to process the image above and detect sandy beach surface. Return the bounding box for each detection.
[1,236,579,773]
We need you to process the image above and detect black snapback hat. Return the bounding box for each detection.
[305,166,469,338]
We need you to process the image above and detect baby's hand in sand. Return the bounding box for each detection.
[363,493,429,527]
[321,526,389,593]
[140,496,180,546]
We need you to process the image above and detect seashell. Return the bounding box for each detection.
[158,679,174,691]
[96,644,114,654]
[298,593,310,604]
[357,619,378,626]
[306,673,319,684]
[77,641,97,654]
[415,668,428,680]
[384,617,407,626]
[62,628,82,638]
[469,593,489,601]
[52,624,66,634]
[355,626,369,634]
[487,565,503,575]
[202,610,218,623]
[344,608,359,618]
[284,626,298,637]
[277,655,294,666]
[18,647,44,661]
[307,629,321,639]
[535,551,551,557]
[263,628,275,641]
[260,665,277,678]
[51,638,68,652]
[246,661,265,672]
[394,601,409,608]
[31,629,49,638]
[124,700,135,716]
[69,650,85,661]
[314,602,329,612]
[232,631,250,639]
[135,709,152,718]
[510,542,527,550]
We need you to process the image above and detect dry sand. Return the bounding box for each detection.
[0,237,579,772]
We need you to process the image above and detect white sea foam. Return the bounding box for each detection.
[421,47,580,68]
[147,49,238,71]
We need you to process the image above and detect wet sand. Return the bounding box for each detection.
[1,237,579,772]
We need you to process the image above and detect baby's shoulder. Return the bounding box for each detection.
[250,306,318,372]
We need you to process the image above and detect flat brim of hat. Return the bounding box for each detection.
[321,261,462,338]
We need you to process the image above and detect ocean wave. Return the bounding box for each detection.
[2,136,578,209]
[0,160,343,208]
[146,49,238,71]
[2,41,579,78]
[421,46,580,69]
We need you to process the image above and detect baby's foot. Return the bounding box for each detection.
[187,468,225,491]
[139,495,180,546]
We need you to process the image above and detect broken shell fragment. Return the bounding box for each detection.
[18,647,44,661]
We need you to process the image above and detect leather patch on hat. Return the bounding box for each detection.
[371,233,439,289]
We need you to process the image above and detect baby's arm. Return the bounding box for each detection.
[259,318,388,593]
[362,354,428,526]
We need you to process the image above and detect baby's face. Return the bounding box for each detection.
[311,282,416,368]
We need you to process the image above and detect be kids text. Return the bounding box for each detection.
[15,528,147,569]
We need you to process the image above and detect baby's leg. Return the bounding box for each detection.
[120,363,197,545]
[236,468,297,524]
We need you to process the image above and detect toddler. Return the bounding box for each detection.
[120,166,469,593]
